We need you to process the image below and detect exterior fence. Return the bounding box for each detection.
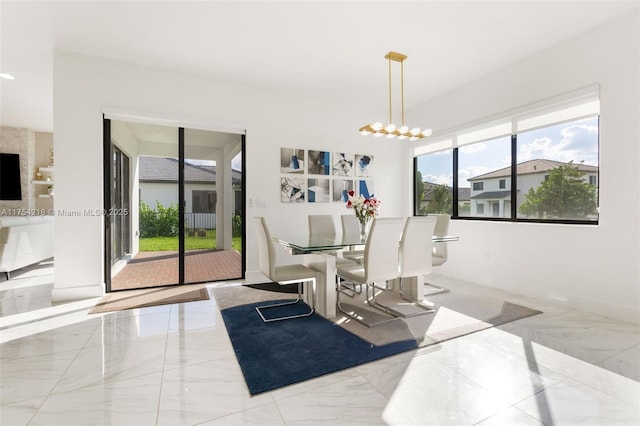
[185,212,216,230]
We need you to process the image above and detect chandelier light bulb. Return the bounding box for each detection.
[409,136,419,141]
[398,125,409,134]
[360,129,371,135]
[374,132,384,138]
[398,135,407,140]
[386,133,396,139]
[421,129,433,137]
[372,122,383,131]
[385,123,396,132]
[410,127,421,136]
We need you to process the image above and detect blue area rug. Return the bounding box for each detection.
[220,299,418,395]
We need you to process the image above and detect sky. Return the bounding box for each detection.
[417,116,599,188]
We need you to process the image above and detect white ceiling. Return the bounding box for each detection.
[1,1,637,133]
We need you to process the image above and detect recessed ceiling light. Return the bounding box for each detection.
[0,73,16,80]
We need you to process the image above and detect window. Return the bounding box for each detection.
[413,89,599,224]
[192,190,216,213]
[414,149,453,216]
[516,116,599,221]
[459,136,511,219]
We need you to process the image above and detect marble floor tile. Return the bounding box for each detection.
[507,310,640,364]
[167,301,225,332]
[28,373,163,426]
[270,367,362,401]
[382,355,511,425]
[156,356,273,426]
[516,378,640,425]
[0,317,100,359]
[475,406,544,426]
[275,375,395,426]
[83,310,171,347]
[0,349,79,404]
[0,396,45,425]
[163,326,236,370]
[52,334,169,394]
[426,335,566,404]
[199,402,286,426]
[599,343,640,382]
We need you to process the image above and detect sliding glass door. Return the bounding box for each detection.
[104,117,245,292]
[111,146,130,264]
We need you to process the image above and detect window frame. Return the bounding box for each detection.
[413,89,600,225]
[192,189,217,214]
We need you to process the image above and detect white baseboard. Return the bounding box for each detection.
[52,284,104,302]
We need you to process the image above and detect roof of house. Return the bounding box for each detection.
[421,182,470,202]
[468,159,598,181]
[470,190,512,200]
[139,156,242,184]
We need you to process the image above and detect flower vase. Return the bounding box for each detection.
[359,219,371,241]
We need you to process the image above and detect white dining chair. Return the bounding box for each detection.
[426,213,451,295]
[307,215,357,299]
[307,215,355,268]
[340,214,365,263]
[398,215,438,313]
[254,217,318,322]
[308,214,337,236]
[336,217,404,326]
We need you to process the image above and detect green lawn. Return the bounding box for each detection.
[140,230,242,252]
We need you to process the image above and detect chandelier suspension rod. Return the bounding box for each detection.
[401,59,405,126]
[358,51,431,140]
[388,57,393,125]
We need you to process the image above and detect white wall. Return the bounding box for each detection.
[404,12,639,323]
[52,51,404,299]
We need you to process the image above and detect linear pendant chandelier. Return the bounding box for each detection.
[359,51,431,140]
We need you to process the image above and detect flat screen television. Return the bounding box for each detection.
[0,153,22,200]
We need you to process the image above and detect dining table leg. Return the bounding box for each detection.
[399,274,425,302]
[303,253,337,318]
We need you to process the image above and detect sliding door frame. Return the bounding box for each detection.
[102,116,246,292]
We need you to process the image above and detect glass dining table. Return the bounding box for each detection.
[271,231,459,318]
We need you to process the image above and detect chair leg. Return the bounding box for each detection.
[336,280,396,328]
[397,278,436,314]
[255,279,316,323]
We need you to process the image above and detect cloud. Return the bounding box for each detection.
[459,165,497,183]
[423,173,452,186]
[518,123,598,166]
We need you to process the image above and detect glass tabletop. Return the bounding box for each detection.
[273,232,459,254]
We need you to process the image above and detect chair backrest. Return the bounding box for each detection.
[254,217,276,280]
[363,217,404,282]
[399,216,437,278]
[341,214,360,237]
[308,215,337,237]
[429,214,450,264]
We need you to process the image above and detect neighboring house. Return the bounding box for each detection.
[139,156,242,229]
[419,182,471,214]
[420,181,470,211]
[467,159,599,217]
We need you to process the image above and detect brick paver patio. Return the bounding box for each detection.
[111,249,242,291]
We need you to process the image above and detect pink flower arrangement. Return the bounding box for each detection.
[346,190,381,224]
